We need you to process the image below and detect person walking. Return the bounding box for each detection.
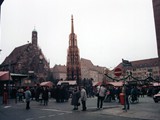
[80,86,87,111]
[97,84,106,109]
[25,87,31,110]
[122,85,130,110]
[18,87,24,102]
[71,87,81,110]
[43,87,49,106]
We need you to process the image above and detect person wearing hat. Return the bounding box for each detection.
[25,87,31,110]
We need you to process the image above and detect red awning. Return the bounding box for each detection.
[0,71,12,81]
[40,81,53,87]
[93,81,99,86]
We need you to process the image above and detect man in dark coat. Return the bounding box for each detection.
[43,87,49,106]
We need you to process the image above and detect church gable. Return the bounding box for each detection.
[0,30,50,82]
[2,44,30,65]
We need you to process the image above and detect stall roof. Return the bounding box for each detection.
[57,80,77,85]
[108,81,123,87]
[153,82,160,86]
[0,71,12,81]
[40,81,54,87]
[93,81,123,87]
[10,73,28,77]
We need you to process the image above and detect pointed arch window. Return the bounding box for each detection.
[69,40,71,46]
[74,40,77,46]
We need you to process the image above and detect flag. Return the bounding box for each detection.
[122,59,132,67]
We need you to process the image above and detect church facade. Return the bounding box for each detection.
[0,29,50,86]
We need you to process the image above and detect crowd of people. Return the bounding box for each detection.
[2,83,160,111]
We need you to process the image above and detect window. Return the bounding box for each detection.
[148,69,152,72]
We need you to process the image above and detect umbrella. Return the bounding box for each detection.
[40,81,53,87]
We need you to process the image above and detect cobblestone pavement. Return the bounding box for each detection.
[100,96,160,120]
[0,96,160,120]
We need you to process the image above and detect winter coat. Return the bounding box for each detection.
[42,89,49,100]
[71,90,80,106]
[98,86,106,97]
[25,90,31,102]
[80,88,87,101]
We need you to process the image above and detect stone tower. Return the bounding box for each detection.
[32,28,38,46]
[66,15,81,85]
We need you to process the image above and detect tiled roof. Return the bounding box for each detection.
[52,58,108,74]
[131,58,159,68]
[115,57,159,69]
[52,65,66,73]
[81,58,108,73]
[2,44,30,65]
[93,65,106,73]
[81,58,94,69]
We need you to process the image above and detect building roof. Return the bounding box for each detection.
[52,65,66,73]
[131,58,159,68]
[115,57,159,69]
[81,58,94,69]
[81,58,108,73]
[1,44,30,65]
[52,58,109,75]
[93,65,107,73]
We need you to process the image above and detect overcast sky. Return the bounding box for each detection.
[0,0,158,69]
